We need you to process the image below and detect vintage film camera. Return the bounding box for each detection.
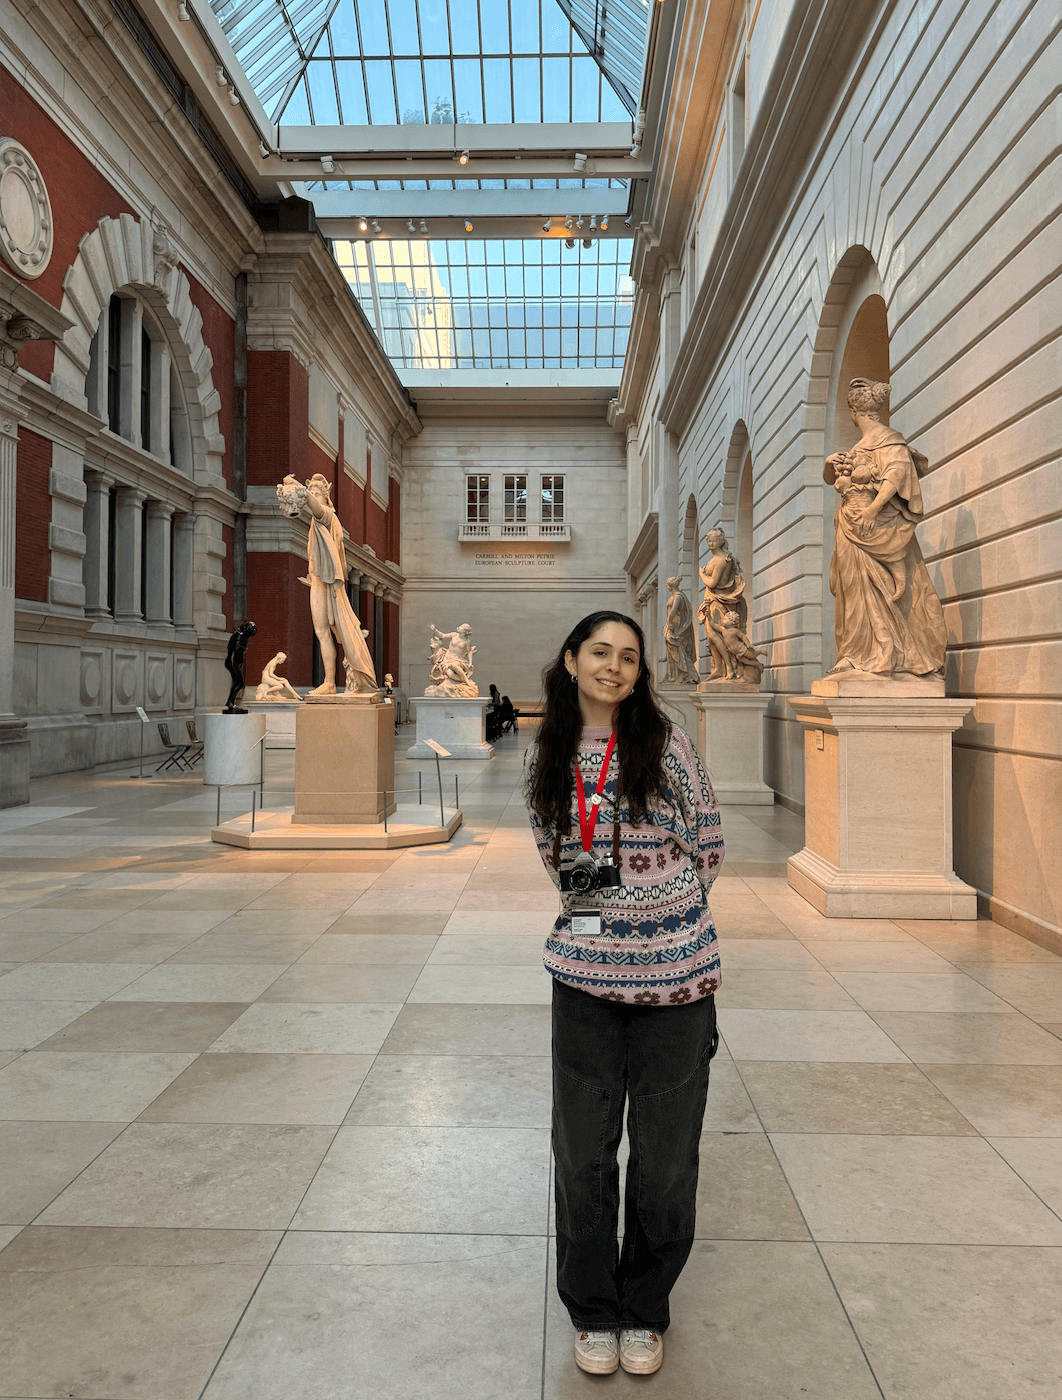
[559,849,622,896]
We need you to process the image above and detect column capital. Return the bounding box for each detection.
[145,499,176,521]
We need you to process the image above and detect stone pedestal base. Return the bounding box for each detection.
[0,715,30,808]
[692,692,773,805]
[244,699,302,749]
[406,697,493,760]
[204,712,266,786]
[656,686,699,742]
[787,693,977,919]
[295,699,396,824]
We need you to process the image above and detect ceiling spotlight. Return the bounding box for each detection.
[371,219,382,234]
[215,65,228,87]
[320,155,335,173]
[457,149,469,165]
[575,215,584,229]
[573,152,587,172]
[582,238,592,249]
[358,216,368,232]
[176,1,190,19]
[228,86,241,106]
[464,219,473,232]
[420,219,428,233]
[258,141,270,158]
[541,218,552,232]
[623,216,633,227]
[564,238,575,249]
[630,141,641,158]
[406,219,416,234]
[590,215,598,231]
[600,215,609,230]
[564,215,574,230]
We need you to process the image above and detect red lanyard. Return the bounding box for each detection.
[576,731,617,853]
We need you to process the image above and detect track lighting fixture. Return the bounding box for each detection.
[565,238,575,249]
[371,219,382,234]
[457,149,469,165]
[623,216,633,227]
[600,215,609,230]
[590,215,598,232]
[582,238,592,249]
[320,155,335,173]
[227,86,241,106]
[541,218,552,232]
[420,219,428,233]
[358,216,368,232]
[407,219,416,234]
[215,65,228,86]
[573,152,587,172]
[630,141,641,157]
[564,215,574,230]
[176,1,190,19]
[464,219,473,232]
[258,141,270,158]
[575,215,584,229]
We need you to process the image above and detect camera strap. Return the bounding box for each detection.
[551,732,621,870]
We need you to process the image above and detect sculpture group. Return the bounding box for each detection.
[425,623,478,698]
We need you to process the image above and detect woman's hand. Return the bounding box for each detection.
[857,506,879,539]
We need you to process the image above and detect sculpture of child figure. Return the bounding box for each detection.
[255,652,301,702]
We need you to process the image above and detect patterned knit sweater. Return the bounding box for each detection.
[523,725,724,1004]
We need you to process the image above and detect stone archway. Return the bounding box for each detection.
[50,213,225,485]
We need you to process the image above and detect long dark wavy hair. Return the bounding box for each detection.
[528,610,672,831]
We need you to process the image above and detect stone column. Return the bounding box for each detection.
[144,500,175,626]
[82,470,114,619]
[172,511,195,633]
[113,484,147,624]
[0,389,28,806]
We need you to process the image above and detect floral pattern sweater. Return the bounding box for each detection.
[523,725,724,1004]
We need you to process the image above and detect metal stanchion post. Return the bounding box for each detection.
[383,792,388,834]
[216,785,221,826]
[251,788,257,833]
[418,771,422,805]
[454,775,458,809]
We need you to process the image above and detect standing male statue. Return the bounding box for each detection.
[276,473,377,697]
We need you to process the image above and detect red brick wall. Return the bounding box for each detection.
[184,272,234,490]
[307,439,336,495]
[366,496,387,560]
[342,472,365,547]
[0,67,133,380]
[247,553,313,688]
[247,351,309,486]
[15,430,53,602]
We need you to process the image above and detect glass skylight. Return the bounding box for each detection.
[335,236,635,370]
[556,1,652,114]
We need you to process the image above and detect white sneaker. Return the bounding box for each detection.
[574,1329,620,1375]
[619,1327,664,1374]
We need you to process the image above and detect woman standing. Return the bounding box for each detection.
[524,611,724,1378]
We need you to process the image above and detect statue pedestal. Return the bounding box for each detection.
[294,698,396,824]
[657,685,699,742]
[692,691,773,805]
[786,693,977,919]
[244,699,303,749]
[406,697,493,760]
[204,713,267,785]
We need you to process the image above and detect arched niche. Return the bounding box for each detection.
[810,248,889,669]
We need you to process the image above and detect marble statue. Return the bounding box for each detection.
[824,378,947,677]
[276,473,378,697]
[697,528,764,685]
[426,623,478,698]
[222,621,257,713]
[255,651,300,702]
[663,577,699,684]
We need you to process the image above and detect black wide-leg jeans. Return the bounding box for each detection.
[551,977,719,1334]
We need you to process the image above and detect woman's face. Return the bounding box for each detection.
[566,622,641,722]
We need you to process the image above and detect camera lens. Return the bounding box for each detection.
[569,864,594,893]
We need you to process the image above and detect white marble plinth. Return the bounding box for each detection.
[786,694,977,919]
[212,803,462,850]
[691,692,773,805]
[406,697,493,760]
[204,712,267,786]
[656,685,699,742]
[244,699,301,749]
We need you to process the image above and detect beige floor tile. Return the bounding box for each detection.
[110,963,289,1003]
[0,1225,278,1400]
[34,888,158,910]
[46,906,234,943]
[1044,1022,1062,1040]
[443,909,556,937]
[408,963,554,1005]
[821,1243,1062,1399]
[834,970,1014,1012]
[920,1064,1062,1136]
[0,1051,195,1121]
[346,888,464,915]
[82,871,198,890]
[38,1122,335,1229]
[455,888,561,911]
[716,968,857,1010]
[736,1062,978,1135]
[0,907,128,935]
[0,1050,22,1070]
[258,962,420,1002]
[427,933,548,965]
[780,916,915,942]
[344,1054,551,1128]
[35,927,209,964]
[209,1001,402,1055]
[139,1052,372,1125]
[0,1121,126,1222]
[292,1124,550,1233]
[694,1134,809,1240]
[142,889,264,911]
[323,910,451,937]
[870,1011,1062,1064]
[0,1222,21,1250]
[201,1232,545,1400]
[715,939,821,969]
[36,1001,248,1052]
[702,1062,763,1132]
[719,1009,910,1062]
[296,932,438,963]
[204,908,343,937]
[770,1134,1062,1244]
[163,931,321,964]
[177,872,291,892]
[0,1000,101,1051]
[802,940,956,972]
[948,964,1062,1020]
[0,961,154,1001]
[986,1137,1062,1214]
[381,1002,552,1056]
[699,895,796,939]
[0,927,92,961]
[541,1240,880,1399]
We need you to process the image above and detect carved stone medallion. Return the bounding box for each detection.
[0,138,53,279]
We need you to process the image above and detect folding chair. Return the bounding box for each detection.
[156,722,192,772]
[184,718,204,767]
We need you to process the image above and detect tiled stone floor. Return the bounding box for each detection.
[1,730,1061,1399]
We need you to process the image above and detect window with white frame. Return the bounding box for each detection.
[504,474,527,523]
[541,474,565,522]
[466,474,490,523]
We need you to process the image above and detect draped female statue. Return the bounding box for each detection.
[824,379,946,677]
